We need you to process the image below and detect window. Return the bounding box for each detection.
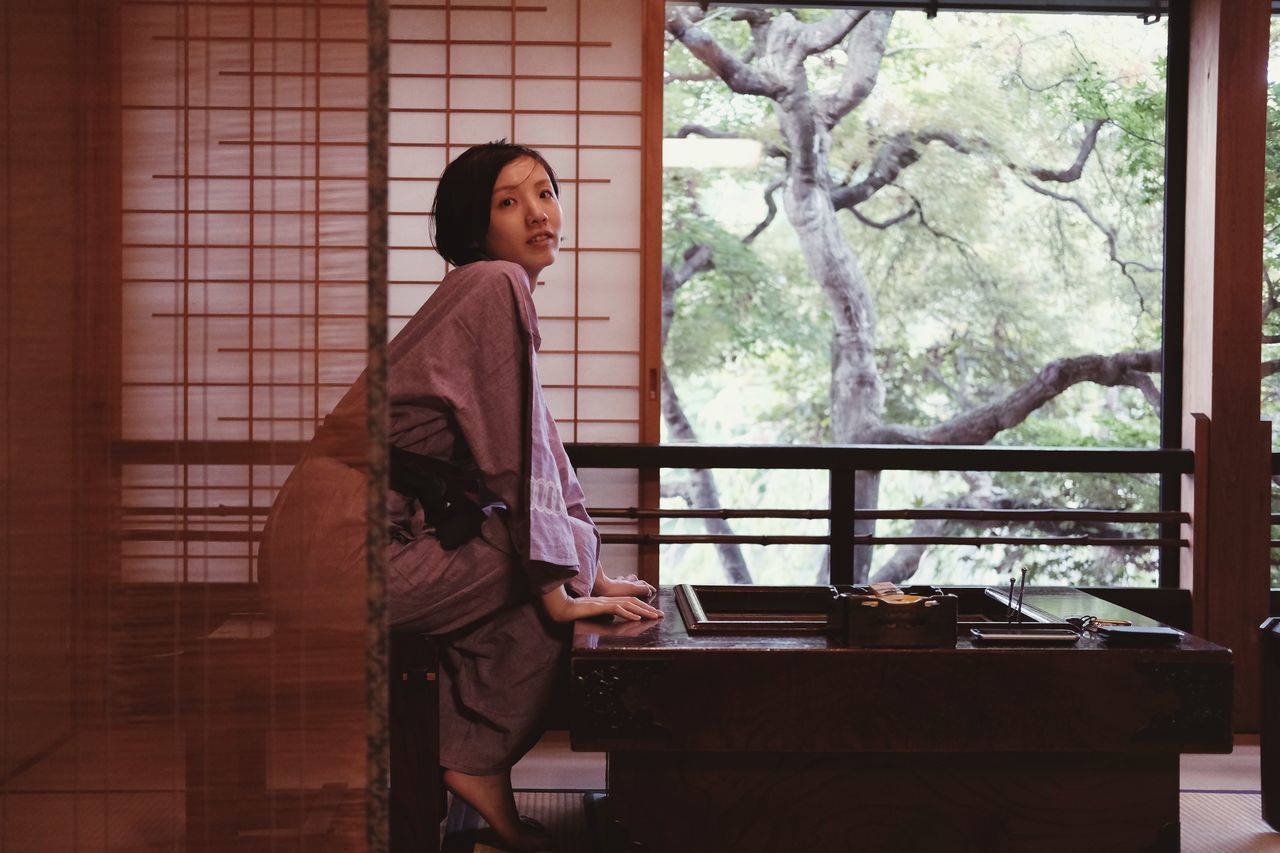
[660,4,1175,586]
[1266,16,1280,585]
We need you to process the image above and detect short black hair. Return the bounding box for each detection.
[430,142,560,268]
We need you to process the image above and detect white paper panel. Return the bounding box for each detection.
[449,8,512,41]
[515,79,578,112]
[390,8,444,39]
[451,77,512,112]
[390,43,446,75]
[393,0,646,574]
[515,44,578,77]
[119,1,370,585]
[451,43,512,76]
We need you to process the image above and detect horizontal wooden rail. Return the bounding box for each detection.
[592,507,1188,524]
[123,506,271,516]
[119,529,1186,549]
[593,507,828,520]
[601,533,1186,548]
[114,440,308,465]
[112,439,1194,474]
[569,443,1192,473]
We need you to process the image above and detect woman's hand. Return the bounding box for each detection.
[540,584,663,624]
[592,570,656,603]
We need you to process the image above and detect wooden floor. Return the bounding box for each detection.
[1,727,1274,851]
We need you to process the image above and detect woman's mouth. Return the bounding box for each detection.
[528,231,556,246]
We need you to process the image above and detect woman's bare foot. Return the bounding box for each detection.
[442,768,555,851]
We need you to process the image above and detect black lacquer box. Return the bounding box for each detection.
[826,586,958,648]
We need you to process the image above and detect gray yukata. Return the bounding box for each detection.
[259,260,599,774]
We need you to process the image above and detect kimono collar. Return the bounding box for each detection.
[511,265,542,352]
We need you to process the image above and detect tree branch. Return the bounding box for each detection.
[667,125,789,164]
[1264,359,1280,380]
[661,366,753,584]
[729,9,772,28]
[870,474,1002,584]
[1265,271,1279,319]
[1027,119,1104,182]
[832,130,977,211]
[831,118,1099,214]
[848,203,916,230]
[831,132,919,210]
[671,123,740,139]
[742,177,786,244]
[871,349,1162,445]
[662,243,715,349]
[1021,178,1159,312]
[799,10,867,56]
[660,479,696,502]
[665,69,721,84]
[870,473,1152,584]
[816,11,893,129]
[666,8,783,99]
[902,190,996,286]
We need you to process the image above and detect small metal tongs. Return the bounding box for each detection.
[1065,615,1133,634]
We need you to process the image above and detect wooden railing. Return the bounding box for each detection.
[568,443,1193,586]
[114,439,1195,586]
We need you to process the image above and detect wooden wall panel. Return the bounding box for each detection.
[0,0,81,786]
[1181,0,1271,730]
[1,1,120,849]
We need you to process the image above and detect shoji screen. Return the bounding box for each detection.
[119,0,369,584]
[115,3,373,850]
[392,0,647,573]
[120,0,648,584]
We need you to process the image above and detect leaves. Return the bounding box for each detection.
[662,9,1171,584]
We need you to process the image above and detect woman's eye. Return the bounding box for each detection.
[498,198,514,208]
[540,190,554,199]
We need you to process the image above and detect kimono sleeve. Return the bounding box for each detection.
[398,264,583,593]
[545,409,600,597]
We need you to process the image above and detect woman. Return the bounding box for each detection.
[260,143,661,852]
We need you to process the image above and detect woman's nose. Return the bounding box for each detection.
[529,205,548,223]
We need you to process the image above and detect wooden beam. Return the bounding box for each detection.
[1181,0,1271,731]
[637,0,666,583]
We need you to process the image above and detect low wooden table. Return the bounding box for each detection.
[570,586,1232,853]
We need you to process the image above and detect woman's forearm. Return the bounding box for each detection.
[538,582,663,623]
[540,584,577,622]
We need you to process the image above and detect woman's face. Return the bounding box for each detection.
[483,155,562,284]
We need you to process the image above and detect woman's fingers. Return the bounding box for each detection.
[588,596,661,621]
[572,594,662,622]
[611,596,661,620]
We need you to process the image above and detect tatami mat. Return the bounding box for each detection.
[1181,792,1276,852]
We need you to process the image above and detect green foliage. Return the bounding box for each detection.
[662,8,1170,586]
[662,169,817,378]
[1261,26,1280,459]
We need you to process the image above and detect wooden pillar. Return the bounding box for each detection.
[638,0,666,584]
[2,0,118,784]
[1180,0,1271,731]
